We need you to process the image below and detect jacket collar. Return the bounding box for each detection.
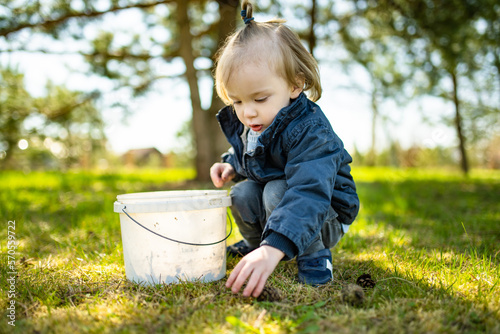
[216,93,309,147]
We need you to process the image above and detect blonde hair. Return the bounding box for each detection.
[214,0,322,105]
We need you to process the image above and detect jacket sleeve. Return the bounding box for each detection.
[261,118,342,258]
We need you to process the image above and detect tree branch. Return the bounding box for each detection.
[0,47,179,61]
[41,91,101,120]
[1,0,175,38]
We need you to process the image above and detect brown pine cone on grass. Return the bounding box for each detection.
[256,286,282,302]
[356,273,376,289]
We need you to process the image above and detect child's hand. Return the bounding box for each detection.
[226,245,285,298]
[210,163,235,188]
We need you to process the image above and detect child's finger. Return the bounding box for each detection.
[252,275,268,298]
[221,167,233,181]
[225,264,240,288]
[242,269,263,297]
[245,269,270,298]
[226,260,245,291]
[209,165,224,188]
[230,262,253,294]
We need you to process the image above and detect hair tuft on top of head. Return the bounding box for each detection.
[241,0,254,25]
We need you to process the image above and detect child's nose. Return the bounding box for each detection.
[243,105,257,118]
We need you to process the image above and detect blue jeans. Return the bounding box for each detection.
[230,179,344,257]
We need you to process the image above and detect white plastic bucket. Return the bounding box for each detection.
[114,190,231,285]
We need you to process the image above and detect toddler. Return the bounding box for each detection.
[210,0,359,298]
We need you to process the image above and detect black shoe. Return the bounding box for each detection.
[227,240,257,257]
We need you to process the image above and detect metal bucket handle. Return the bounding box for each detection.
[121,206,233,246]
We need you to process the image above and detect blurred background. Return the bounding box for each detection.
[1,0,498,180]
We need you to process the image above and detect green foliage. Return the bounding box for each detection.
[0,0,238,178]
[329,0,500,173]
[2,0,498,176]
[0,168,499,333]
[0,66,106,170]
[353,141,458,168]
[352,134,500,169]
[0,66,33,165]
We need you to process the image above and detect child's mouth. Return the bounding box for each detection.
[250,124,263,132]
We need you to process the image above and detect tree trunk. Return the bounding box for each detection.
[451,71,469,175]
[367,88,379,166]
[177,0,211,181]
[209,1,239,162]
[308,0,317,56]
[177,0,238,181]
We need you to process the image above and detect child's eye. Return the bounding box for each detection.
[232,101,242,105]
[255,97,268,103]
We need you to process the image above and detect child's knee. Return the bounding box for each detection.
[230,180,261,207]
[262,180,287,212]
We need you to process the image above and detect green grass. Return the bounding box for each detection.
[1,167,499,333]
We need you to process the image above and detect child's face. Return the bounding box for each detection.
[226,63,302,134]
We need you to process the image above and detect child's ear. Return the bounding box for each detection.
[291,75,305,99]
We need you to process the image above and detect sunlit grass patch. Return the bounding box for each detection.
[352,166,500,183]
[1,167,499,333]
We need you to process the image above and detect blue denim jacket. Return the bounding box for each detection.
[216,93,359,258]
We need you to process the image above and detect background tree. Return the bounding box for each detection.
[1,0,498,175]
[0,66,33,168]
[1,0,239,180]
[87,0,240,180]
[31,83,106,169]
[0,66,105,169]
[290,0,413,166]
[293,0,499,172]
[338,0,500,174]
[174,0,239,181]
[334,4,412,166]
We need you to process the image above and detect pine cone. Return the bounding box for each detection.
[256,286,282,302]
[356,273,376,289]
